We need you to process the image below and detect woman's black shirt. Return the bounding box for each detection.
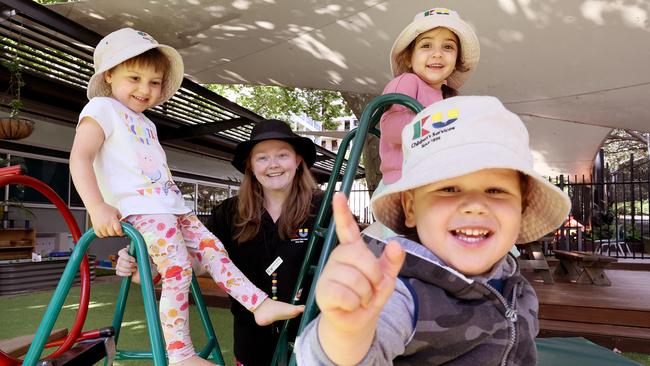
[208,192,323,366]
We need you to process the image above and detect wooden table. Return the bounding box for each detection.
[516,239,554,284]
[553,250,618,286]
[556,226,584,251]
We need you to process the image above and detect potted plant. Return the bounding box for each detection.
[1,56,34,140]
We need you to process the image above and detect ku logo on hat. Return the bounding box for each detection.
[137,31,157,44]
[424,8,451,16]
[412,108,459,139]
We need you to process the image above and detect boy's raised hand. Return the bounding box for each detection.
[315,193,405,365]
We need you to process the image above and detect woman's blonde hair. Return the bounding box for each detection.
[234,157,318,243]
[393,27,468,98]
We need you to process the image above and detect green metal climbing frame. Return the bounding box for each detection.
[22,223,225,366]
[271,93,424,366]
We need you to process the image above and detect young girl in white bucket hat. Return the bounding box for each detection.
[69,28,303,366]
[297,96,571,365]
[379,8,480,184]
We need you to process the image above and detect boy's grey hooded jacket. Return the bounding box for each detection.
[296,235,539,366]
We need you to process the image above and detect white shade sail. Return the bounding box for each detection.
[51,0,650,178]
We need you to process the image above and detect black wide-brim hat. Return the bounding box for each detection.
[232,119,317,173]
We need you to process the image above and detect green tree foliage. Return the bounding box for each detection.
[206,84,351,130]
[603,129,649,171]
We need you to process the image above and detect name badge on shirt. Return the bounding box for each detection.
[266,256,283,276]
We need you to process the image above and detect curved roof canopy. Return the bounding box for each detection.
[50,0,650,178]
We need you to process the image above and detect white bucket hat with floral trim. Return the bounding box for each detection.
[371,96,571,244]
[87,28,184,105]
[390,8,480,90]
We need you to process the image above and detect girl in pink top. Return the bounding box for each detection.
[380,8,480,184]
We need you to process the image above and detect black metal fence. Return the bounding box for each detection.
[551,156,649,259]
[343,156,649,259]
[188,155,649,260]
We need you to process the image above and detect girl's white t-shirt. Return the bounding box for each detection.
[78,97,190,218]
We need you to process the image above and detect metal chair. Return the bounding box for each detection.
[595,224,633,256]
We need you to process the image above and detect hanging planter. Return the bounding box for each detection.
[0,116,34,140]
[1,20,34,141]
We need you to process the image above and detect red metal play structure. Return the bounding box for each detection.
[0,165,98,365]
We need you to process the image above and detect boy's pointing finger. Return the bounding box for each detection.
[332,192,362,246]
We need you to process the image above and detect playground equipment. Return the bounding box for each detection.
[0,165,90,366]
[0,166,224,365]
[270,93,424,366]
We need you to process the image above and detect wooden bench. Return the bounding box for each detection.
[516,240,554,284]
[553,250,617,286]
[0,328,67,358]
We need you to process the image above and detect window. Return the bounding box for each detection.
[197,184,229,216]
[344,120,350,130]
[176,181,196,211]
[70,180,84,207]
[332,140,338,150]
[0,151,241,214]
[8,156,69,204]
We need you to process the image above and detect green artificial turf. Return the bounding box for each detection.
[626,353,650,366]
[0,279,236,365]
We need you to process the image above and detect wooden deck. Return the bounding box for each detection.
[197,265,650,354]
[526,268,650,353]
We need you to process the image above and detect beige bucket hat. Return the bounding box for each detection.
[87,28,184,105]
[390,8,480,90]
[371,96,571,244]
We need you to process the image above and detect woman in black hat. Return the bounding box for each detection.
[117,119,322,366]
[209,119,322,366]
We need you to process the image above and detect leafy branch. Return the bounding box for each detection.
[1,51,25,118]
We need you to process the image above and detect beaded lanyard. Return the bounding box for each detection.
[271,272,280,334]
[261,215,280,301]
[271,272,278,300]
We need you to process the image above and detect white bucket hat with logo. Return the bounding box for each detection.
[87,28,184,105]
[390,8,480,90]
[371,96,571,244]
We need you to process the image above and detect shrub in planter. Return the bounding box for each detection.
[1,57,34,140]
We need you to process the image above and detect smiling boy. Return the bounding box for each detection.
[296,96,571,365]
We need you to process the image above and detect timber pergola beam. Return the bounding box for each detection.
[159,118,248,141]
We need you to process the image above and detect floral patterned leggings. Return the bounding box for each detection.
[125,213,267,363]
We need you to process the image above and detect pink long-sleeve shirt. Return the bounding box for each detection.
[379,73,443,183]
